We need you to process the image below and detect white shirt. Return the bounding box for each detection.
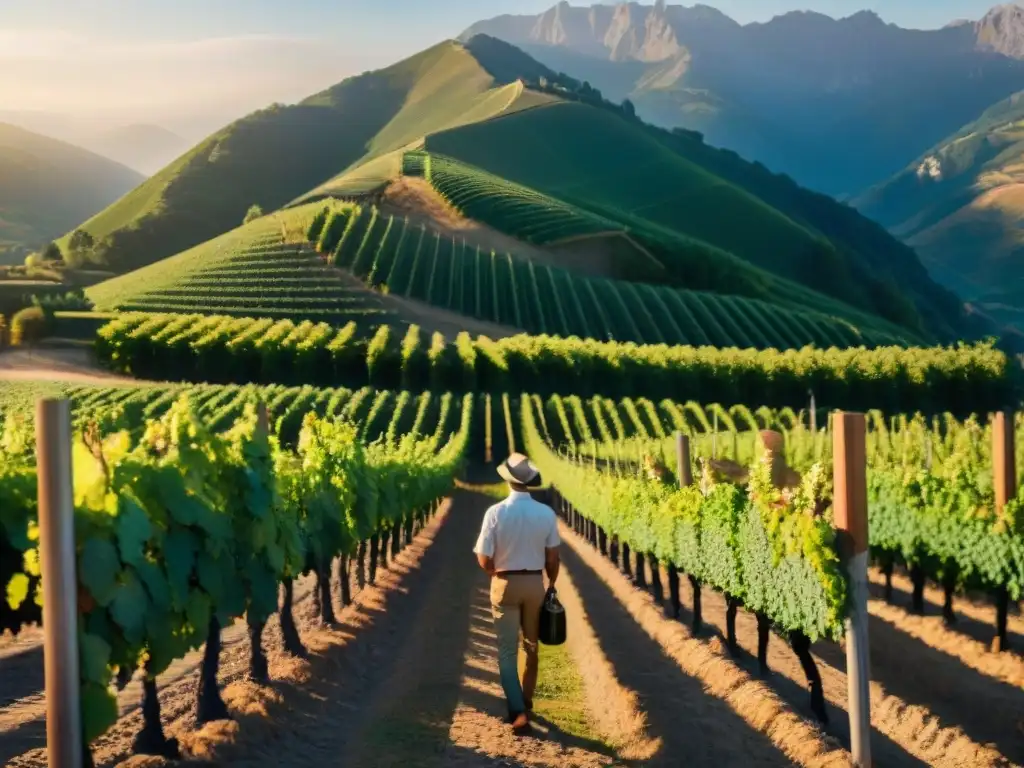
[473,491,561,572]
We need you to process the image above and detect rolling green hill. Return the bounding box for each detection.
[856,91,1024,329]
[67,39,552,273]
[0,123,142,253]
[419,78,972,339]
[75,34,991,345]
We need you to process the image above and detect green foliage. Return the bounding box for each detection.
[869,431,1024,600]
[243,205,265,225]
[296,200,916,349]
[95,312,1013,417]
[565,401,1024,611]
[67,229,96,267]
[0,388,471,748]
[11,306,49,346]
[306,206,330,243]
[42,242,64,263]
[521,397,848,640]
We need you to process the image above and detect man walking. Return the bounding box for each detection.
[473,453,561,733]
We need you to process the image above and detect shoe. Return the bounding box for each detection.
[510,712,530,734]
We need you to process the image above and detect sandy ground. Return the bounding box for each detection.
[4,492,1023,767]
[561,524,1024,767]
[0,347,138,385]
[2,495,641,767]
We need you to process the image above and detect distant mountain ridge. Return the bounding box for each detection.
[87,124,188,176]
[856,88,1024,329]
[0,113,187,176]
[462,2,1024,196]
[0,123,142,252]
[464,2,1024,68]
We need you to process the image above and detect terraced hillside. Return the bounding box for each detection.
[309,201,918,348]
[400,150,930,340]
[63,34,989,345]
[87,212,391,326]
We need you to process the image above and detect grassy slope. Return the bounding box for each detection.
[297,83,558,203]
[409,149,926,342]
[428,103,828,273]
[66,40,527,273]
[425,101,952,335]
[856,92,1024,320]
[0,123,142,248]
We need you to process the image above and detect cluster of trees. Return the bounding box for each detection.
[23,229,99,270]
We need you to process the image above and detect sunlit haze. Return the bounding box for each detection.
[0,0,1011,140]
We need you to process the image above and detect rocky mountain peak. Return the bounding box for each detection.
[976,3,1024,57]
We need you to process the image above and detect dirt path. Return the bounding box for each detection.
[867,566,1024,654]
[2,495,618,767]
[1,491,828,767]
[0,347,140,386]
[8,490,1020,767]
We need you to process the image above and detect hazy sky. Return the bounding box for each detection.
[0,0,1011,138]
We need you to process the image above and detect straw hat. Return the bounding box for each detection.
[498,453,540,486]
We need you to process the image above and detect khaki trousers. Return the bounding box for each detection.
[490,573,545,716]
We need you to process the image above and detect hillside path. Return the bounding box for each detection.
[0,347,139,385]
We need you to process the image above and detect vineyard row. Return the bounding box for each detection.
[95,312,1011,415]
[308,203,913,349]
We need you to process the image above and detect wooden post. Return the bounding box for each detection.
[992,411,1014,653]
[809,390,817,434]
[712,410,718,459]
[36,399,83,768]
[671,433,693,623]
[675,432,693,486]
[833,412,871,768]
[256,401,269,434]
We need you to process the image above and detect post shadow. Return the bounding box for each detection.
[560,543,800,767]
[868,575,1024,654]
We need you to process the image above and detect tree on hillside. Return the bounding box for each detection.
[42,242,64,263]
[622,99,637,119]
[243,204,264,224]
[67,229,95,266]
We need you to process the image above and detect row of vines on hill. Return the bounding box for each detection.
[101,219,390,325]
[542,395,1024,651]
[520,394,841,720]
[402,150,926,346]
[305,202,912,349]
[0,392,470,761]
[94,312,1011,415]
